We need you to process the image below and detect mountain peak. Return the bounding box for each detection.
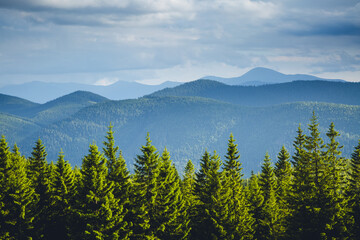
[202,67,343,86]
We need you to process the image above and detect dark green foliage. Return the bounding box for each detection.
[246,172,264,240]
[347,140,360,238]
[323,122,348,238]
[223,134,254,239]
[0,137,35,239]
[27,138,53,239]
[46,151,76,239]
[6,144,35,239]
[76,143,126,239]
[155,148,189,239]
[0,118,359,239]
[131,133,160,239]
[103,124,131,239]
[258,153,283,239]
[191,151,230,240]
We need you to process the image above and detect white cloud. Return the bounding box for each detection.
[94,77,119,86]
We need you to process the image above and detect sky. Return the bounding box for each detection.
[0,0,359,87]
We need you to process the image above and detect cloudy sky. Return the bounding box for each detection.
[0,0,359,86]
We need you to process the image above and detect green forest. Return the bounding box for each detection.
[1,113,360,239]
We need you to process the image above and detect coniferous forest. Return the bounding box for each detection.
[1,113,360,239]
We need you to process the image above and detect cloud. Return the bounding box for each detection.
[94,77,119,86]
[0,0,360,85]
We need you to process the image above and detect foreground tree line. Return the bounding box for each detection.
[0,113,360,239]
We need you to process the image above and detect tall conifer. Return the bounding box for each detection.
[258,153,282,239]
[223,134,254,239]
[76,143,125,239]
[347,140,360,238]
[131,133,160,239]
[45,151,76,239]
[27,138,53,239]
[191,151,229,239]
[103,125,131,239]
[155,148,189,239]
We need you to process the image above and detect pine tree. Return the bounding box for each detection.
[191,151,229,240]
[305,112,332,238]
[323,122,348,238]
[274,145,292,203]
[103,125,131,239]
[76,143,126,239]
[155,148,189,239]
[274,145,292,237]
[347,139,360,238]
[181,160,196,239]
[258,153,282,239]
[131,133,160,239]
[246,171,264,240]
[223,133,254,239]
[0,136,13,238]
[181,159,196,207]
[287,124,315,238]
[45,151,76,239]
[5,144,35,239]
[27,138,53,239]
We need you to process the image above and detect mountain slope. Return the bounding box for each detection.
[0,113,41,144]
[149,80,360,106]
[204,67,345,85]
[16,96,360,175]
[0,80,180,103]
[0,93,40,116]
[30,91,109,125]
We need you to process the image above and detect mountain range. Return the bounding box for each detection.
[0,80,179,103]
[203,67,345,86]
[0,67,347,103]
[0,77,359,176]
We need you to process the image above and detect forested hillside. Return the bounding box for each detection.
[1,115,359,239]
[17,96,360,174]
[150,80,360,106]
[1,80,359,174]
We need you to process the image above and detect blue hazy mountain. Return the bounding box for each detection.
[15,97,360,176]
[0,79,359,175]
[204,67,346,85]
[0,80,180,103]
[0,91,108,125]
[150,80,360,106]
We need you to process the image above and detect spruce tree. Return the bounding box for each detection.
[103,125,131,239]
[155,148,189,239]
[181,159,196,238]
[191,151,229,240]
[323,122,348,238]
[45,151,76,239]
[246,171,264,240]
[223,133,254,239]
[6,144,35,239]
[27,138,53,239]
[347,140,360,238]
[305,112,332,238]
[274,145,292,236]
[131,133,160,239]
[258,153,282,239]
[0,136,13,238]
[76,143,126,239]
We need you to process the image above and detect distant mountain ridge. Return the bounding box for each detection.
[204,67,346,85]
[0,91,109,125]
[0,77,359,175]
[149,80,360,106]
[0,80,180,103]
[16,97,360,175]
